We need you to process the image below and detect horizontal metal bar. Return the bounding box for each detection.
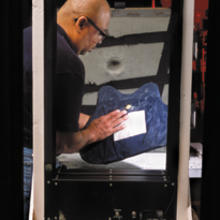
[53,175,167,182]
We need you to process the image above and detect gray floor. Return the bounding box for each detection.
[57,143,202,178]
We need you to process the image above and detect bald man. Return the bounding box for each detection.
[23,0,128,155]
[54,0,128,154]
[23,0,127,218]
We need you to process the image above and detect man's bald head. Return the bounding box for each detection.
[57,0,111,54]
[59,0,110,23]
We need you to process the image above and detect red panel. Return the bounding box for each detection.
[194,0,209,30]
[160,0,172,8]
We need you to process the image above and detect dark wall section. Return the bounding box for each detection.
[22,0,32,28]
[2,0,23,219]
[200,0,218,219]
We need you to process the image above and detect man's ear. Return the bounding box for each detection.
[77,16,88,30]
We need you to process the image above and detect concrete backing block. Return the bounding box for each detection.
[81,8,171,109]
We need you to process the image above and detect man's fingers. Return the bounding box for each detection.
[106,109,127,120]
[112,114,128,128]
[112,122,126,133]
[88,109,128,142]
[103,109,128,131]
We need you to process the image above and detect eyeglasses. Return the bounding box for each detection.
[74,16,109,38]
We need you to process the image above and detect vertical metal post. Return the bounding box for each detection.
[32,0,44,218]
[44,0,57,218]
[177,0,195,219]
[31,0,57,218]
[166,0,183,203]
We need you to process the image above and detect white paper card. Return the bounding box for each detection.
[114,110,147,141]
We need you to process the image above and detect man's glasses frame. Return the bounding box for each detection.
[74,16,109,38]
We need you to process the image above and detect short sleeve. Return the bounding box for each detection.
[54,72,84,132]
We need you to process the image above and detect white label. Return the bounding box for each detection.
[114,110,147,141]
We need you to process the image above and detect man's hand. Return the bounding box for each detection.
[56,109,128,155]
[86,109,128,143]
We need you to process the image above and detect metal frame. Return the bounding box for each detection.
[44,1,183,219]
[44,0,57,218]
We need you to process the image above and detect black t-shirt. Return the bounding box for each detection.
[23,24,85,147]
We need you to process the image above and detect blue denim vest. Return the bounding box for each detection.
[80,82,168,164]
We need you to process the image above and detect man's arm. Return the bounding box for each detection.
[56,109,128,155]
[78,113,90,129]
